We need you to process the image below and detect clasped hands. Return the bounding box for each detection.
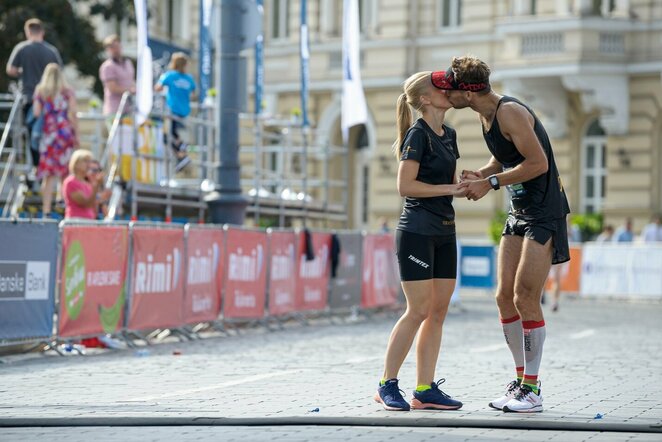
[455,170,492,201]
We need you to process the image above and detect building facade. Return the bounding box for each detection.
[257,0,662,237]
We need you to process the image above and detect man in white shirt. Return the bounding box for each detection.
[641,215,662,242]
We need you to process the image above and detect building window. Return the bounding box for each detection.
[592,0,616,15]
[439,0,462,29]
[530,0,537,14]
[359,0,379,35]
[581,120,607,214]
[270,0,290,40]
[163,0,190,41]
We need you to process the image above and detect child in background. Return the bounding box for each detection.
[155,52,196,172]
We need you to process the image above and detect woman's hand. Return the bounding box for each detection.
[453,183,469,198]
[460,169,483,182]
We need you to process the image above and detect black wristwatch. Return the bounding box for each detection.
[488,174,500,190]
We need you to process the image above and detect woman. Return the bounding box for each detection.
[375,71,466,411]
[63,150,105,220]
[32,63,78,217]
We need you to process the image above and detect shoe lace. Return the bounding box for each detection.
[506,380,519,392]
[384,381,407,401]
[514,383,533,400]
[431,378,452,398]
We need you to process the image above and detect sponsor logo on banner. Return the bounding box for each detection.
[462,256,490,276]
[299,244,329,303]
[228,245,264,282]
[0,261,50,301]
[64,240,86,320]
[187,243,220,314]
[134,248,182,294]
[271,243,295,307]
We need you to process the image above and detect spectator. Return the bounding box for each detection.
[33,63,78,218]
[99,35,135,118]
[86,159,109,219]
[155,52,195,172]
[379,217,390,234]
[6,18,63,170]
[596,225,614,243]
[63,150,107,220]
[613,217,634,243]
[641,214,662,242]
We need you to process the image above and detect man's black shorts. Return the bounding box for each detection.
[395,230,457,281]
[502,215,570,265]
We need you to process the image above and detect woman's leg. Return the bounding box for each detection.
[382,279,433,380]
[415,278,455,386]
[41,175,55,215]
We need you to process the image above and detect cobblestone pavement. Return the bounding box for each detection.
[0,294,660,441]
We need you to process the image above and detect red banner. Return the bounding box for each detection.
[362,234,399,308]
[267,231,297,316]
[128,227,185,330]
[223,228,267,319]
[59,226,129,338]
[295,232,331,311]
[183,227,224,324]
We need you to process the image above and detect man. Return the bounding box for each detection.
[6,18,63,169]
[613,217,634,242]
[641,214,662,242]
[99,35,135,118]
[432,55,570,413]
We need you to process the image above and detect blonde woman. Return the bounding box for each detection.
[32,63,78,217]
[375,71,466,411]
[62,150,105,220]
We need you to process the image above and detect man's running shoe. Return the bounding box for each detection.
[410,379,463,410]
[489,379,520,410]
[374,379,410,411]
[502,382,543,413]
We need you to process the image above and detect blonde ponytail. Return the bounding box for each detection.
[391,71,433,160]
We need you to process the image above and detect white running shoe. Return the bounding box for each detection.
[502,383,543,413]
[489,379,520,410]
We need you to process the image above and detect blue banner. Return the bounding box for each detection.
[299,0,310,127]
[459,244,496,289]
[199,0,214,103]
[0,220,58,342]
[255,0,264,115]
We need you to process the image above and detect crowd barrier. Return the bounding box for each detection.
[2,221,660,346]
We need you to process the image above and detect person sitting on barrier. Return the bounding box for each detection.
[63,150,109,220]
[155,52,195,173]
[375,71,467,412]
[32,63,78,218]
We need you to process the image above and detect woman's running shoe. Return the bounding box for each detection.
[410,379,463,410]
[374,379,410,411]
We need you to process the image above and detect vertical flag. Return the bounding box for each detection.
[134,0,153,125]
[199,0,214,104]
[300,0,310,127]
[255,0,264,115]
[342,0,368,142]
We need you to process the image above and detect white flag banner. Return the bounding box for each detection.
[342,0,368,143]
[135,0,153,125]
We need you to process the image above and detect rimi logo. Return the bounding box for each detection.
[0,261,50,300]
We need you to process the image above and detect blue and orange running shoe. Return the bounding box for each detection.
[374,379,410,411]
[411,379,463,410]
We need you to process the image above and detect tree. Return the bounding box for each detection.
[0,0,103,96]
[87,0,136,36]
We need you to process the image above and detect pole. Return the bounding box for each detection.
[300,0,310,226]
[206,0,249,224]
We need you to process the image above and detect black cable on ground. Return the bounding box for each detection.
[0,416,660,433]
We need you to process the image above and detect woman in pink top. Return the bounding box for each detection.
[63,150,104,219]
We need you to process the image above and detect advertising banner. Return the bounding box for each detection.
[267,231,297,316]
[184,227,224,324]
[581,244,662,298]
[128,227,185,330]
[59,225,129,338]
[459,244,496,289]
[545,246,582,293]
[0,221,58,341]
[361,234,399,308]
[223,228,267,318]
[295,231,331,311]
[328,232,362,309]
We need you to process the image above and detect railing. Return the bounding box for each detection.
[0,94,25,217]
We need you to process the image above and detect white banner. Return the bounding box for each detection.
[134,0,153,125]
[341,0,368,142]
[580,244,662,299]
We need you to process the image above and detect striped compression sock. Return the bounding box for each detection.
[522,319,546,395]
[500,315,525,382]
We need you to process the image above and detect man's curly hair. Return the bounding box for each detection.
[451,55,491,94]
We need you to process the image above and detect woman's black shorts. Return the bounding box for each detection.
[395,230,457,281]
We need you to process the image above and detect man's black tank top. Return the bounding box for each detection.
[483,96,570,222]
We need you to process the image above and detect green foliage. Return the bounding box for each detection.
[570,213,603,242]
[88,0,135,24]
[0,1,104,96]
[489,210,508,245]
[257,217,279,229]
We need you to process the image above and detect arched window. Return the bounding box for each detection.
[581,119,607,214]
